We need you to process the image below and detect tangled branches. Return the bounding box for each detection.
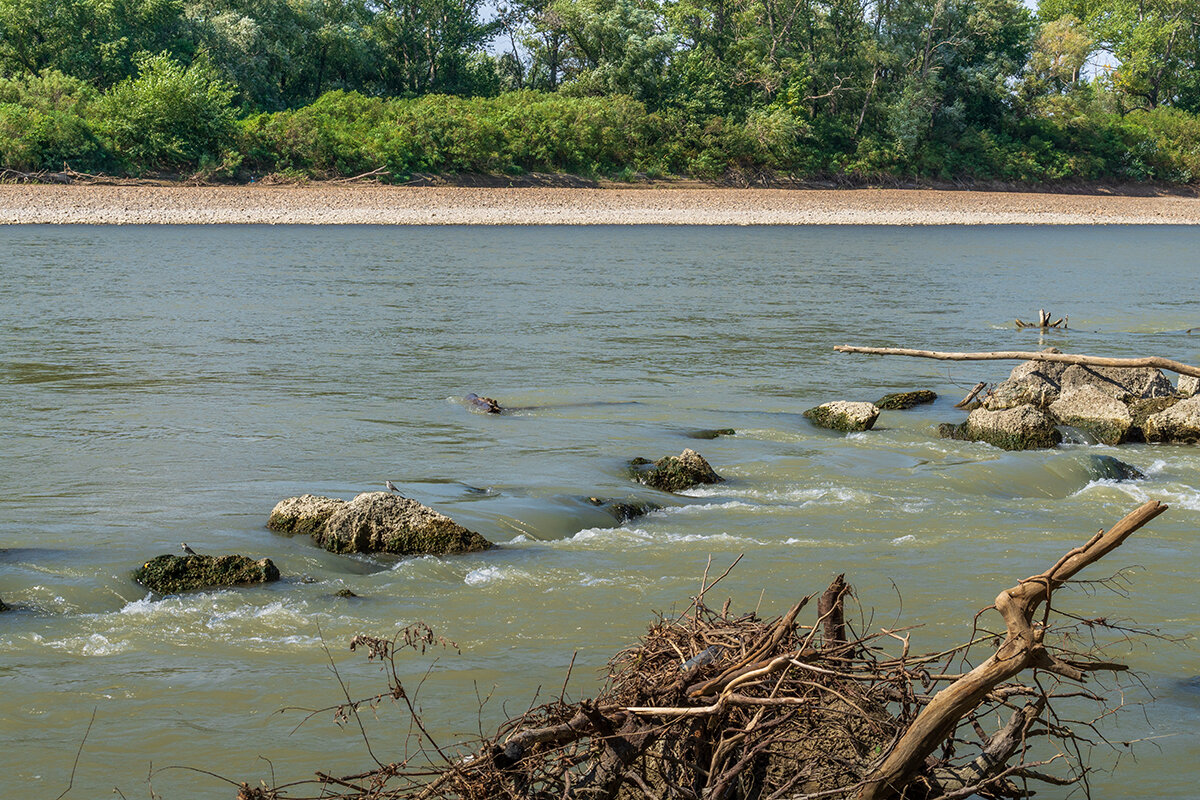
[246,500,1171,800]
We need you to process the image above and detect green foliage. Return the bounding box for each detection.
[93,52,237,172]
[0,70,106,170]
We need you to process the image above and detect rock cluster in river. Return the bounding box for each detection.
[134,553,280,594]
[940,352,1200,449]
[630,449,724,493]
[286,491,493,555]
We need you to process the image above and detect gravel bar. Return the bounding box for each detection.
[5,185,1200,225]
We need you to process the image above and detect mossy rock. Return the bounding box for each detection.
[629,449,724,493]
[875,390,937,410]
[939,406,1062,450]
[803,401,879,432]
[686,428,736,440]
[134,554,281,594]
[315,492,492,556]
[1128,396,1181,441]
[268,494,347,536]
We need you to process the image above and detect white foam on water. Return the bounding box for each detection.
[464,565,505,586]
[1146,459,1169,475]
[891,535,917,545]
[655,501,760,516]
[44,632,127,657]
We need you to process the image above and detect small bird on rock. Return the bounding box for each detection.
[385,480,401,494]
[181,542,197,555]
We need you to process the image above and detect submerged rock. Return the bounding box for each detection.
[1143,396,1200,443]
[314,491,492,555]
[586,496,662,522]
[0,596,8,612]
[134,554,280,594]
[630,449,724,493]
[940,406,1062,450]
[335,588,359,598]
[875,390,937,410]
[686,428,736,440]
[1048,385,1133,445]
[803,401,880,432]
[268,494,347,535]
[1086,454,1146,482]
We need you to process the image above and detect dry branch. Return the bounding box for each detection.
[858,499,1168,800]
[834,345,1200,378]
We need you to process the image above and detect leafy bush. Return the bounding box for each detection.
[93,52,237,173]
[0,70,105,171]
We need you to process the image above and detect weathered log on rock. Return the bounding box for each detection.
[834,345,1200,378]
[858,499,1169,800]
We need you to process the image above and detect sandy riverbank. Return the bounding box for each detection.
[4,184,1200,225]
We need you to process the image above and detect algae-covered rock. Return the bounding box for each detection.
[315,491,492,555]
[1143,396,1200,443]
[268,494,347,535]
[1048,385,1133,445]
[134,554,281,594]
[956,406,1062,450]
[1086,454,1146,482]
[875,390,937,410]
[803,401,880,432]
[630,449,724,493]
[686,428,736,440]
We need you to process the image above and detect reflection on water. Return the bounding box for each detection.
[1,224,1198,798]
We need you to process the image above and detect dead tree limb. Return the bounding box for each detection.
[834,345,1200,378]
[857,499,1168,800]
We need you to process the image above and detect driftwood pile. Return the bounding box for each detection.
[240,501,1170,800]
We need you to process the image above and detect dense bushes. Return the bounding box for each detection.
[2,77,1199,184]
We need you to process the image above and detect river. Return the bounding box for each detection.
[1,224,1197,798]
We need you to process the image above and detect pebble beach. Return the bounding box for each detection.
[4,184,1200,225]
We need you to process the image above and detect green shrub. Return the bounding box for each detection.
[93,52,237,173]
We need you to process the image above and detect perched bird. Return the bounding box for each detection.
[181,542,197,556]
[385,480,401,494]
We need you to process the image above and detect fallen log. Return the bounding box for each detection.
[834,344,1200,378]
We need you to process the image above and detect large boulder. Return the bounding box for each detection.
[314,492,492,555]
[1179,375,1199,398]
[803,401,880,432]
[1048,385,1134,445]
[1058,364,1174,402]
[875,390,937,411]
[984,355,1069,410]
[268,494,347,535]
[942,406,1062,450]
[630,449,724,493]
[134,554,280,594]
[1143,396,1200,443]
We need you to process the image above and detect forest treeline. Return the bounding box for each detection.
[1,0,1198,183]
